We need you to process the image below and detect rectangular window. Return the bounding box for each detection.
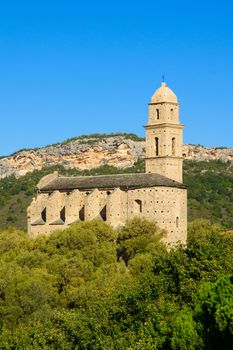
[155,137,159,156]
[60,207,66,223]
[41,208,46,223]
[100,205,107,221]
[135,199,142,213]
[79,206,85,221]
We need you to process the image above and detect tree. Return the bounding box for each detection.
[194,275,233,349]
[117,217,165,266]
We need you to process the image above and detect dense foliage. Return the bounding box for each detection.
[0,218,232,349]
[0,160,232,229]
[184,160,233,228]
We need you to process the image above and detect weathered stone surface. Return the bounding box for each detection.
[182,144,233,161]
[0,135,232,179]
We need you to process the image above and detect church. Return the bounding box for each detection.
[27,82,187,245]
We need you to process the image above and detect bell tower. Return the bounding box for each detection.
[144,82,184,183]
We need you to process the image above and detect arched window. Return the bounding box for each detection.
[172,137,176,156]
[156,109,160,120]
[176,216,179,228]
[135,199,142,214]
[155,137,159,156]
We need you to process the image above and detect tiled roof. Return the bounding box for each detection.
[39,172,186,192]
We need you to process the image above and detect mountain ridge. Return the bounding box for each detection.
[0,133,232,179]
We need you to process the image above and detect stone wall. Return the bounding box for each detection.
[28,186,187,245]
[145,124,184,182]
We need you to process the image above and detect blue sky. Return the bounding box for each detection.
[0,0,232,155]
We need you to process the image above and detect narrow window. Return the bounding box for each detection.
[60,207,66,223]
[79,206,85,221]
[100,205,107,221]
[41,208,46,223]
[172,137,176,156]
[135,199,142,213]
[155,137,159,156]
[156,109,160,120]
[176,216,179,228]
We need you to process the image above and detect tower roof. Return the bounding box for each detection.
[151,82,178,104]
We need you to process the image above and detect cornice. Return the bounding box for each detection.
[148,101,179,106]
[145,156,184,160]
[144,123,185,130]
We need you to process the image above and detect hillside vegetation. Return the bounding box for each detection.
[0,160,232,230]
[184,160,233,228]
[0,159,232,348]
[0,219,232,348]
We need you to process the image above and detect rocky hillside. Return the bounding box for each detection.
[0,133,232,179]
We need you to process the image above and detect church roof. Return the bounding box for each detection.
[151,82,178,104]
[38,172,186,192]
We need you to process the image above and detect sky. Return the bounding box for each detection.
[0,0,233,155]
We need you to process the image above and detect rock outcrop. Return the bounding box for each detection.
[0,135,232,179]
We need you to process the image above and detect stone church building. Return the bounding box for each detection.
[27,82,187,245]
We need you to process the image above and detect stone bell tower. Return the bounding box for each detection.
[144,82,184,183]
